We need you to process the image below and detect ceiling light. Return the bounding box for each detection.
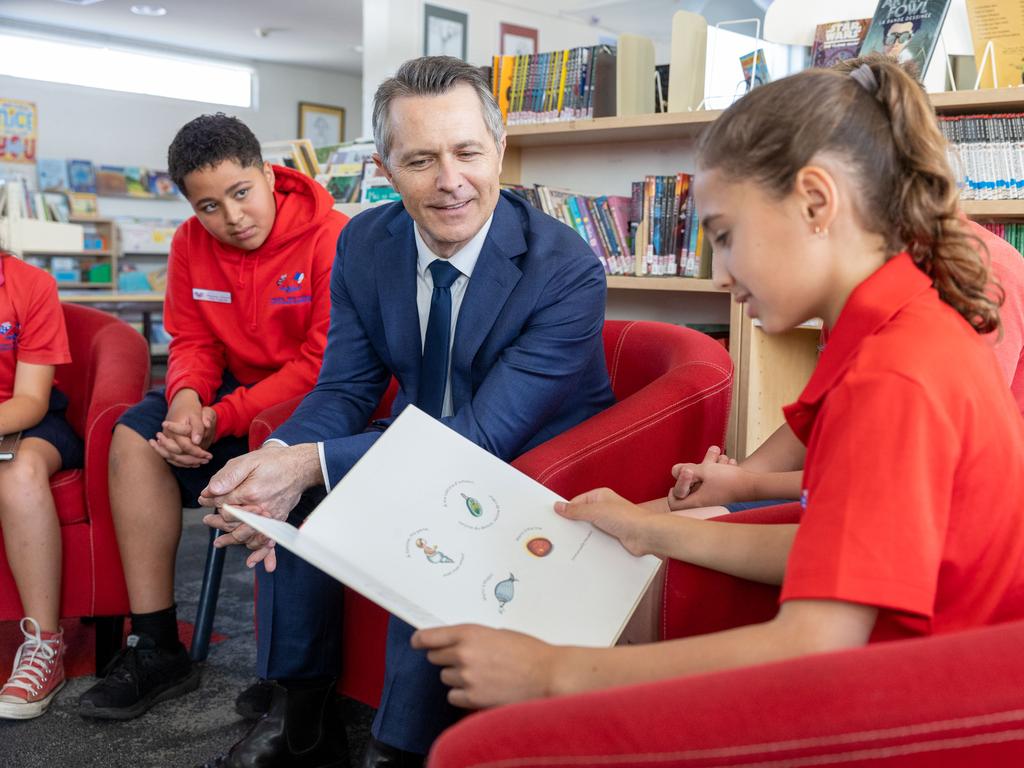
[57,1,106,6]
[130,5,167,16]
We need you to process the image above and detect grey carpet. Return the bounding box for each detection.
[0,508,374,768]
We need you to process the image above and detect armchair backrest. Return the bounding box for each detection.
[56,304,150,437]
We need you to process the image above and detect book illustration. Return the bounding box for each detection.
[96,165,128,196]
[461,493,483,518]
[494,573,517,612]
[124,167,150,197]
[740,49,770,90]
[415,537,454,564]
[67,159,96,193]
[811,18,872,69]
[526,537,553,558]
[444,481,500,529]
[965,0,1024,88]
[148,170,179,198]
[37,158,69,191]
[860,0,953,77]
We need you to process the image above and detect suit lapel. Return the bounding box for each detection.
[376,214,421,392]
[451,195,525,406]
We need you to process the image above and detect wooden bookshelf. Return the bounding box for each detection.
[929,86,1024,114]
[605,276,725,293]
[59,292,164,304]
[506,110,721,148]
[959,200,1024,220]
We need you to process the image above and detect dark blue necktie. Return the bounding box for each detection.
[418,259,461,418]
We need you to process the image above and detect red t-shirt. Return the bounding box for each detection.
[0,254,70,402]
[781,253,1024,641]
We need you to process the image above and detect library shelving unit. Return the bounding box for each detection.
[22,217,120,291]
[500,85,1024,457]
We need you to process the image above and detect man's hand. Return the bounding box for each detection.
[199,442,323,571]
[411,625,558,709]
[555,487,655,556]
[669,445,756,510]
[150,390,214,468]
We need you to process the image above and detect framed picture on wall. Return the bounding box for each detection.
[500,22,538,56]
[424,4,468,60]
[298,102,345,148]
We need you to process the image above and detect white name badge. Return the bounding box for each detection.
[192,288,232,304]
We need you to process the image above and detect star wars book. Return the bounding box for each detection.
[811,19,872,69]
[860,0,953,77]
[225,406,660,647]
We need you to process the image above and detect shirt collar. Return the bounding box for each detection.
[414,214,494,280]
[0,254,5,287]
[785,253,933,438]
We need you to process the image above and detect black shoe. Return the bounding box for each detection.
[77,634,199,720]
[198,679,347,768]
[359,737,425,768]
[235,679,275,720]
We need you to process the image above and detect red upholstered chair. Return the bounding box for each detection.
[248,319,734,707]
[428,505,1024,767]
[0,303,149,670]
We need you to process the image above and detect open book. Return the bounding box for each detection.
[225,406,661,647]
[0,432,21,461]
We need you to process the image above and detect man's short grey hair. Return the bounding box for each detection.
[372,56,505,169]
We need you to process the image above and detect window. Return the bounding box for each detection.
[0,31,253,108]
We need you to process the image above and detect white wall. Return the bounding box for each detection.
[0,58,361,170]
[362,0,618,137]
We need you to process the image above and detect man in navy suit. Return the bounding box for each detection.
[197,56,614,768]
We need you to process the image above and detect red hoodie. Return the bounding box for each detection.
[164,165,347,440]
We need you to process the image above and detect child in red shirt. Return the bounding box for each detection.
[0,254,82,720]
[77,114,347,720]
[407,54,1024,745]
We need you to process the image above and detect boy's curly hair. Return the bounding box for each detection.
[168,113,263,196]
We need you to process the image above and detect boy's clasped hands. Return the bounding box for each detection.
[147,388,216,467]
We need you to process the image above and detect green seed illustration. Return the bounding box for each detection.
[461,493,483,517]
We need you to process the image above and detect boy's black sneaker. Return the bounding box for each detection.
[77,633,199,720]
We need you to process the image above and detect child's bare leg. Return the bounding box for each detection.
[0,438,62,632]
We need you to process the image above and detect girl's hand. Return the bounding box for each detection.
[669,446,755,510]
[555,487,654,556]
[411,625,557,709]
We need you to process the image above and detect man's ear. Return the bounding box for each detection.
[794,165,838,234]
[373,154,394,184]
[262,161,276,187]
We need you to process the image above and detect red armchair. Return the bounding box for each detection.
[247,319,733,707]
[429,505,1024,767]
[0,304,149,670]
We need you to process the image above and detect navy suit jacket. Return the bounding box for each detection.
[272,190,614,485]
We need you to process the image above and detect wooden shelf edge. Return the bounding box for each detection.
[507,109,722,147]
[930,86,1024,114]
[960,200,1024,219]
[59,291,164,303]
[606,276,726,293]
[56,282,114,289]
[23,250,113,257]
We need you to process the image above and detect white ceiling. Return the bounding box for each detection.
[0,0,770,74]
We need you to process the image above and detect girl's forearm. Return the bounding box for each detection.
[0,394,50,435]
[639,514,797,585]
[751,470,803,501]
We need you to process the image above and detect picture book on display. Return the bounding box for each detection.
[965,0,1024,88]
[67,159,96,194]
[225,406,661,646]
[37,158,69,191]
[860,0,953,77]
[811,19,872,68]
[740,50,770,89]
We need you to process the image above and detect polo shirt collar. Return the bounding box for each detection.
[785,253,933,440]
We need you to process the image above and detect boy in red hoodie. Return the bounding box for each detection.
[78,114,347,720]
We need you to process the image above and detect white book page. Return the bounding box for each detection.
[226,406,660,647]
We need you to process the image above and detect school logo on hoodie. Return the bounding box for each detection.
[0,321,19,352]
[271,272,311,305]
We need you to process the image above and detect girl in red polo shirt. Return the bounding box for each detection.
[0,253,81,720]
[408,54,1024,751]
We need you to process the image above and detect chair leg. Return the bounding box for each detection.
[94,615,125,674]
[190,526,226,662]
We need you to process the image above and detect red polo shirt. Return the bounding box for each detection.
[781,253,1024,641]
[0,254,70,402]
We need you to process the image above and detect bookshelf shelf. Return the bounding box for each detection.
[59,292,164,304]
[23,249,114,258]
[506,110,722,148]
[929,86,1024,114]
[55,281,114,289]
[959,200,1024,220]
[606,276,726,293]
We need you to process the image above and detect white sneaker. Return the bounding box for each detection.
[0,617,66,719]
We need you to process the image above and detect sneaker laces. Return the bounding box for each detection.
[3,618,60,696]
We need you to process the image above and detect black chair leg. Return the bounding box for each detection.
[94,615,125,674]
[190,526,226,661]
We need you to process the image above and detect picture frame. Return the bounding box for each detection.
[298,102,345,148]
[424,4,468,60]
[499,22,538,56]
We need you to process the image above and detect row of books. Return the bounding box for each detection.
[489,45,615,125]
[978,222,1024,256]
[938,114,1024,201]
[0,179,73,222]
[37,158,180,199]
[503,174,708,278]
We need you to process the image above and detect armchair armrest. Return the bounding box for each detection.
[248,396,304,451]
[512,361,732,503]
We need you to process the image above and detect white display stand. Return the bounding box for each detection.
[0,217,84,254]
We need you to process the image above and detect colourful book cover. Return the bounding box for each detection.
[67,159,96,193]
[124,166,151,197]
[860,0,953,77]
[965,0,1024,88]
[96,165,128,196]
[811,19,872,69]
[740,50,770,90]
[37,157,69,191]
[148,170,180,198]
